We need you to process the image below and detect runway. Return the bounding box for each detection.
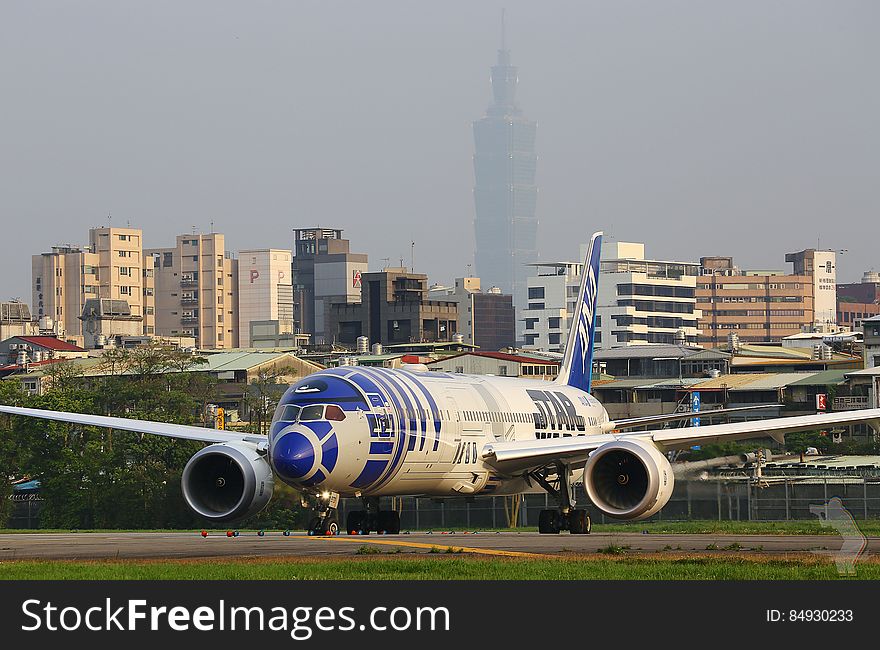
[1,531,875,560]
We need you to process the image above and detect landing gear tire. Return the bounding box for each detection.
[538,509,562,534]
[568,510,592,535]
[377,510,401,535]
[308,512,339,536]
[347,510,366,535]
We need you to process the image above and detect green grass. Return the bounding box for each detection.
[0,556,875,580]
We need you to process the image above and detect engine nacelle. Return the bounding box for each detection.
[181,442,274,522]
[583,439,674,520]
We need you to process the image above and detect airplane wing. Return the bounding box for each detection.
[611,404,782,430]
[482,408,880,475]
[0,405,267,447]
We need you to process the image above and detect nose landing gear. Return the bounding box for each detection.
[305,491,341,536]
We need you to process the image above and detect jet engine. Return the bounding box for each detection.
[181,442,274,522]
[582,439,674,520]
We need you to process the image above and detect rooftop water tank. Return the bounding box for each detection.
[356,336,369,354]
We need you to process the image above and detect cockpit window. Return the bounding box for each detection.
[325,405,346,421]
[299,405,325,421]
[276,404,301,423]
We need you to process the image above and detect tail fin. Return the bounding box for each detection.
[556,231,603,392]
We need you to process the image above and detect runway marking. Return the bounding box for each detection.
[310,535,548,558]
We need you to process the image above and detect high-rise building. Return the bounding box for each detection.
[292,228,368,344]
[327,268,458,346]
[147,233,239,349]
[429,278,516,351]
[31,227,153,339]
[696,249,838,346]
[595,242,701,348]
[520,241,702,352]
[520,260,584,353]
[237,249,293,347]
[472,22,538,319]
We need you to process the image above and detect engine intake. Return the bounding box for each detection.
[583,439,674,520]
[181,442,274,522]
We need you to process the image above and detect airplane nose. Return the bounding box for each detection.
[271,423,339,487]
[273,428,317,480]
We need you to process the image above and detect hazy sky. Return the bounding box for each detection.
[1,0,878,302]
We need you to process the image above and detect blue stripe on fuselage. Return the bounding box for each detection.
[398,369,442,451]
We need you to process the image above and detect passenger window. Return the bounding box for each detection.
[325,405,346,421]
[299,405,325,421]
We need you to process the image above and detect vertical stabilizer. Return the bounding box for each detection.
[555,231,603,392]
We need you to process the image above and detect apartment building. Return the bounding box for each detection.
[147,233,239,349]
[697,249,837,346]
[520,241,700,352]
[428,278,516,351]
[237,249,294,347]
[31,227,153,338]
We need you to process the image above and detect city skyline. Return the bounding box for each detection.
[1,1,877,302]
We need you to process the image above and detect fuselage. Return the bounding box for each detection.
[267,366,610,498]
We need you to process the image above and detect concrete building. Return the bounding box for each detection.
[837,270,880,305]
[864,315,880,370]
[147,233,239,349]
[429,278,516,351]
[237,249,293,347]
[520,260,583,353]
[427,350,559,379]
[328,268,459,346]
[249,320,310,349]
[0,301,38,340]
[79,298,143,349]
[0,335,88,367]
[595,242,701,348]
[32,227,153,338]
[697,249,838,346]
[521,241,701,353]
[291,228,368,344]
[837,271,880,330]
[472,28,538,317]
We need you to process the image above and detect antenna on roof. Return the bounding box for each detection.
[411,240,415,273]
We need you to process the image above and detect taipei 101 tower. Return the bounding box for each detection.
[472,12,538,320]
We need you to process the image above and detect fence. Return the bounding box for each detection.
[10,478,880,529]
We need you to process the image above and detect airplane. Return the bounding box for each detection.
[2,232,879,536]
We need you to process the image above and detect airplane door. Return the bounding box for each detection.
[440,393,462,464]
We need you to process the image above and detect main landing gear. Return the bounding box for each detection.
[306,492,341,536]
[346,497,401,535]
[531,463,591,535]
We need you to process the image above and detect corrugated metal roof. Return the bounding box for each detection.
[689,374,772,390]
[728,373,817,390]
[787,370,850,387]
[198,351,298,372]
[594,344,703,360]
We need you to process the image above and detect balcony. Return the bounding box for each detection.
[180,296,199,306]
[180,275,198,288]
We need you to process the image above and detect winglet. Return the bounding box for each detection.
[555,231,602,393]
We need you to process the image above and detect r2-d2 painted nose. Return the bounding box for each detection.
[271,422,339,488]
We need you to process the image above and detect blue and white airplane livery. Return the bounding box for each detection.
[3,232,879,535]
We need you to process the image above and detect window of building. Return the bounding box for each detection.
[525,318,538,330]
[524,334,538,345]
[119,286,132,295]
[528,287,545,300]
[528,302,545,310]
[499,366,508,376]
[548,317,561,329]
[549,333,561,345]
